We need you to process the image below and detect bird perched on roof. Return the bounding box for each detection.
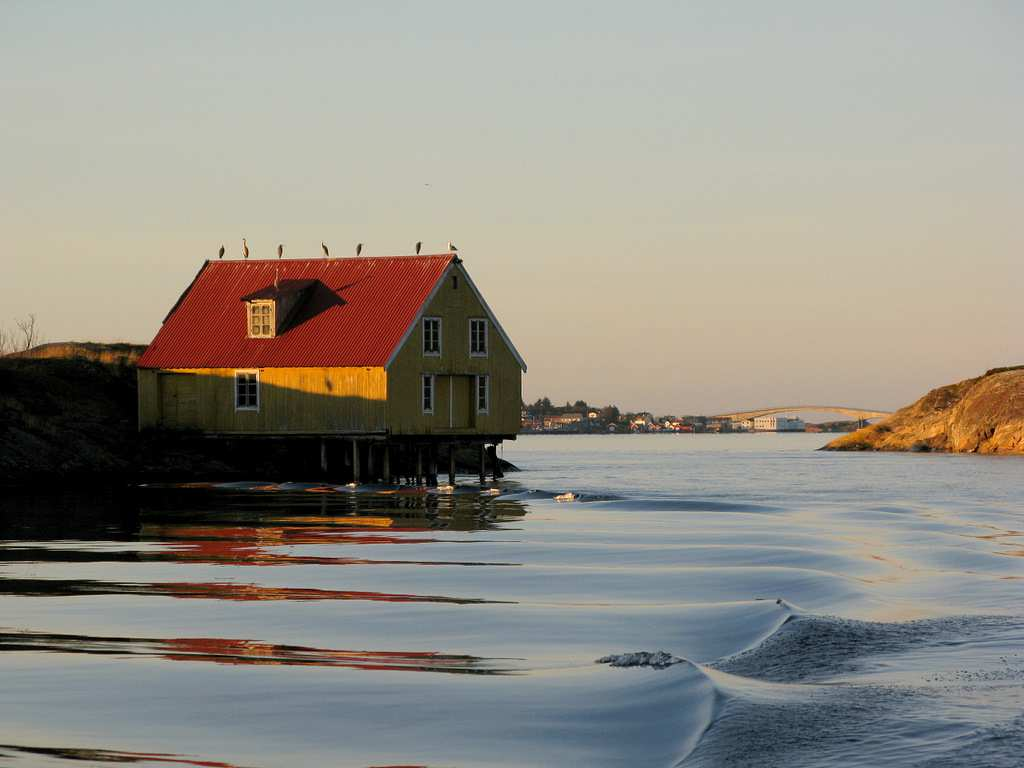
[242,238,249,259]
[218,244,225,260]
[322,242,329,258]
[415,241,422,255]
[277,243,284,259]
[448,241,458,252]
[356,243,363,256]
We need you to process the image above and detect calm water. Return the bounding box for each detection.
[1,434,1022,767]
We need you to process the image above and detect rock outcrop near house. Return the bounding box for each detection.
[8,341,146,365]
[0,349,228,486]
[825,367,1024,455]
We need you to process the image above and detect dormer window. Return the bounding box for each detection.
[248,301,275,338]
[242,279,319,340]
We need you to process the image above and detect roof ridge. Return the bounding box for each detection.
[208,254,454,264]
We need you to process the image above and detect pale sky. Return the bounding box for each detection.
[2,1,1021,415]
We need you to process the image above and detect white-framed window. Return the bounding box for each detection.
[247,301,275,338]
[235,370,260,411]
[469,318,488,357]
[422,317,441,356]
[476,374,490,414]
[422,374,435,414]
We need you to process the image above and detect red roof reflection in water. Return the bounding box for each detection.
[0,744,249,768]
[144,524,445,566]
[141,524,508,568]
[153,581,497,604]
[0,628,515,676]
[0,744,427,768]
[160,637,501,673]
[148,524,439,546]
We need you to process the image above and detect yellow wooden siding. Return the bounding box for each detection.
[386,263,523,436]
[138,367,386,434]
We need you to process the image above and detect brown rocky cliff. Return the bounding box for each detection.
[825,367,1024,454]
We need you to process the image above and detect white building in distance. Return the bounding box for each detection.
[752,415,805,432]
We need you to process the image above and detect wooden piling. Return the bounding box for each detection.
[478,443,486,485]
[416,445,424,486]
[382,444,391,484]
[428,444,438,486]
[320,438,328,474]
[367,442,375,481]
[488,444,501,481]
[351,438,360,484]
[448,442,456,486]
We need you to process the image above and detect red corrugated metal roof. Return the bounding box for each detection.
[138,255,454,369]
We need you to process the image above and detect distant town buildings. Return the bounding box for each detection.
[630,413,655,432]
[519,401,857,435]
[544,413,585,430]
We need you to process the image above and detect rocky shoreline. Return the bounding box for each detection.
[825,366,1024,455]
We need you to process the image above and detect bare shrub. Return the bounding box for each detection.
[0,315,44,356]
[15,314,40,352]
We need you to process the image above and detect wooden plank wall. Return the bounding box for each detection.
[138,366,387,433]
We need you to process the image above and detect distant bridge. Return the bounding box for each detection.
[713,405,892,421]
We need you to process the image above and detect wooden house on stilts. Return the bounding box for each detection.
[136,251,526,484]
